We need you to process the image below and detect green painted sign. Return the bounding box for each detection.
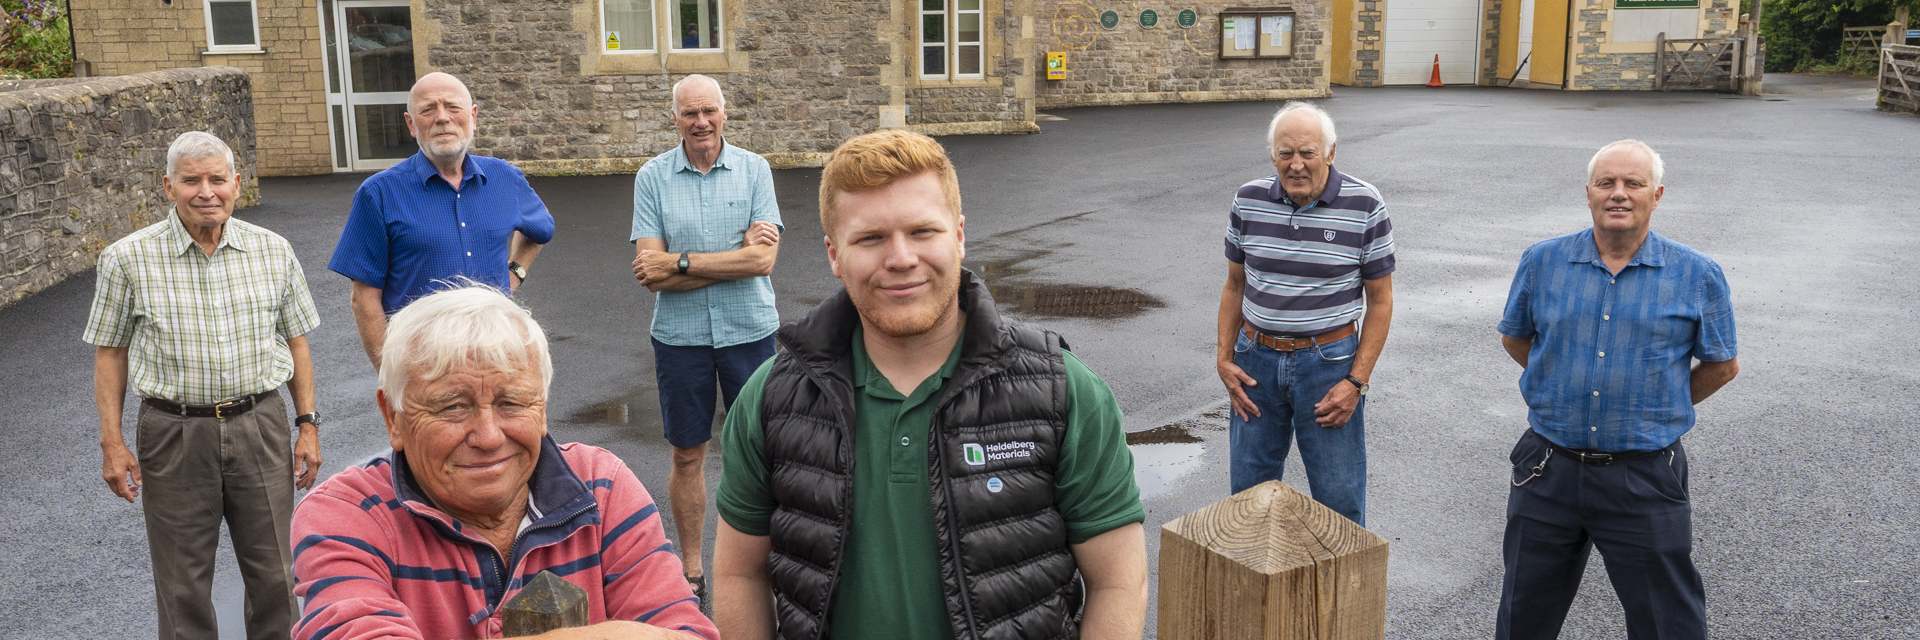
[1614,0,1698,8]
[1099,10,1120,30]
[1177,8,1199,28]
[1139,9,1160,28]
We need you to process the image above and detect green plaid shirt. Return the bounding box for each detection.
[82,213,321,404]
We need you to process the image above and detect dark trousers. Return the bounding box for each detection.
[652,335,777,449]
[1497,429,1706,640]
[137,392,297,640]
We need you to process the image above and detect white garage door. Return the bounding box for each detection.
[1381,0,1483,85]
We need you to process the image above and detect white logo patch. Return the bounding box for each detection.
[962,443,986,466]
[1324,229,1337,242]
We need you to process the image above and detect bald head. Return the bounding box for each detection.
[409,72,473,112]
[405,72,478,166]
[670,74,725,114]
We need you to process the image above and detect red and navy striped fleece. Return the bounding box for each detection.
[290,438,715,640]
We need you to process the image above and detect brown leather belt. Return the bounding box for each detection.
[143,390,277,419]
[1241,321,1356,352]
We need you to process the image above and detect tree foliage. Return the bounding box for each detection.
[1763,0,1915,72]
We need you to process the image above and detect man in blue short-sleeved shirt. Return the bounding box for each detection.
[627,74,783,603]
[1494,140,1739,640]
[328,72,555,369]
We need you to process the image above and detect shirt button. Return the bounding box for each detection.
[461,222,466,227]
[1603,314,1610,320]
[466,251,472,257]
[1610,278,1616,284]
[900,437,910,446]
[1592,391,1600,397]
[1598,351,1605,357]
[1292,224,1300,230]
[1591,426,1598,431]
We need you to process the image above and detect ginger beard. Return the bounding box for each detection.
[826,171,966,339]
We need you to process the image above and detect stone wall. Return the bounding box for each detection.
[904,3,1039,134]
[1570,0,1737,90]
[1481,0,1505,84]
[1033,1,1330,108]
[0,67,258,308]
[422,0,895,173]
[1330,0,1384,87]
[71,0,331,175]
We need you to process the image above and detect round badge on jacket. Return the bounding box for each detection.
[987,477,1005,493]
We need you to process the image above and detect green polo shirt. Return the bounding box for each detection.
[716,329,1145,640]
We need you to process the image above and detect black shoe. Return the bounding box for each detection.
[686,573,709,615]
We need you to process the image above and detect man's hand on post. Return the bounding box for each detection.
[1313,381,1359,428]
[1217,359,1261,422]
[294,426,322,489]
[102,441,141,502]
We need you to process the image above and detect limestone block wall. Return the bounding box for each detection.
[1331,0,1384,86]
[71,0,330,175]
[1481,0,1504,84]
[903,2,1038,134]
[1034,1,1330,108]
[0,68,258,308]
[1570,0,1737,90]
[424,0,893,174]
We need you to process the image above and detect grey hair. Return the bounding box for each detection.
[1267,101,1338,158]
[379,282,552,412]
[166,131,236,178]
[1587,139,1665,186]
[668,74,726,114]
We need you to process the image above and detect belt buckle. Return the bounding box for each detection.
[214,399,241,419]
[1578,451,1613,465]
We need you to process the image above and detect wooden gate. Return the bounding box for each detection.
[1880,44,1920,114]
[1654,34,1745,91]
[1845,26,1892,61]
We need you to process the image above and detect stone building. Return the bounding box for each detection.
[71,0,1331,176]
[1325,0,1739,88]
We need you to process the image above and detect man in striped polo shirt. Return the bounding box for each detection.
[1216,101,1395,526]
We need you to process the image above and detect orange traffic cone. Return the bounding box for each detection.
[1427,55,1445,87]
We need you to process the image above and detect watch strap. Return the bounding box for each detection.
[295,412,320,427]
[678,252,690,275]
[1344,375,1368,392]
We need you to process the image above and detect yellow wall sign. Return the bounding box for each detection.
[1046,52,1067,80]
[606,31,620,51]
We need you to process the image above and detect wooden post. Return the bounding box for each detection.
[502,570,590,637]
[1654,32,1667,91]
[1158,481,1389,640]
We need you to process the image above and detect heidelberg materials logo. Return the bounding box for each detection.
[963,441,1037,466]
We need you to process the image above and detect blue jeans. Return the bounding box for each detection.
[1228,330,1368,525]
[653,335,777,449]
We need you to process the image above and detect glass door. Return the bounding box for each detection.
[322,0,418,172]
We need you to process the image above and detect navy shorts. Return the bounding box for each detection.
[652,335,777,449]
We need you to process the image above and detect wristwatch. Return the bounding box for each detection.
[508,260,527,282]
[295,412,322,428]
[1344,375,1369,396]
[677,252,690,275]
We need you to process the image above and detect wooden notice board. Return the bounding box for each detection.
[1220,8,1297,59]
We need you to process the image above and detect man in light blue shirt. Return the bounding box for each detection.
[629,74,782,606]
[1495,140,1739,640]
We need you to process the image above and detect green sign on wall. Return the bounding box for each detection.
[1614,0,1699,8]
[1176,8,1199,28]
[1099,10,1120,29]
[1140,9,1160,28]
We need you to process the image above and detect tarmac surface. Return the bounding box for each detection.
[1,74,1915,638]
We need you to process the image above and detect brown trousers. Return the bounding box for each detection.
[136,391,297,640]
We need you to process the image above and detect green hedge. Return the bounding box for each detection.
[1762,0,1915,72]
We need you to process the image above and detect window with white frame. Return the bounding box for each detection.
[919,0,982,78]
[601,0,723,53]
[601,0,656,52]
[671,0,722,50]
[205,0,261,51]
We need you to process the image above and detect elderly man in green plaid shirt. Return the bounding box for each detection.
[84,131,322,640]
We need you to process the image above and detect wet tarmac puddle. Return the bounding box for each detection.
[969,250,1165,320]
[1127,411,1227,500]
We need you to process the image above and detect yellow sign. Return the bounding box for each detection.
[1046,52,1066,80]
[606,31,620,51]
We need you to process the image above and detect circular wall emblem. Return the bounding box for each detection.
[1177,8,1199,28]
[1099,10,1120,30]
[987,477,1005,493]
[1139,9,1160,28]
